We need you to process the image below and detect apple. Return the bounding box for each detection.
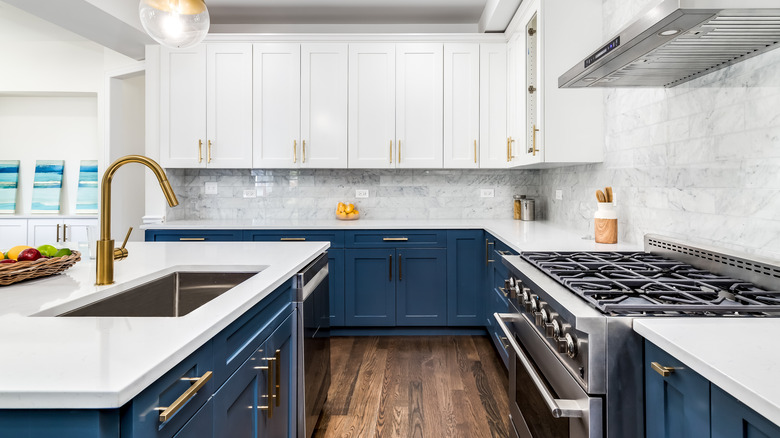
[17,248,42,262]
[0,259,17,264]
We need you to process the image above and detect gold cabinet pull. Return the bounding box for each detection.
[389,255,392,281]
[499,286,508,297]
[509,137,515,160]
[651,362,675,377]
[157,371,212,422]
[179,237,206,241]
[506,137,511,162]
[398,254,402,281]
[63,224,67,242]
[389,140,393,164]
[198,140,203,163]
[293,140,297,163]
[486,239,495,266]
[383,237,408,241]
[207,140,212,163]
[56,223,60,242]
[274,350,281,406]
[280,237,305,241]
[302,140,306,163]
[529,124,540,156]
[397,139,401,163]
[474,139,477,164]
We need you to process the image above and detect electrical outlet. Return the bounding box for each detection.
[205,182,218,195]
[355,189,369,198]
[555,190,563,200]
[243,189,257,198]
[480,188,495,198]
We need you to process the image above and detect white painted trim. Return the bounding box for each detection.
[204,33,507,43]
[209,23,482,34]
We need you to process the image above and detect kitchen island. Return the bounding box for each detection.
[0,241,327,419]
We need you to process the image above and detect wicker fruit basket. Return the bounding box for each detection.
[0,251,82,286]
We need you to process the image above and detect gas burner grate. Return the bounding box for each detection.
[522,251,780,316]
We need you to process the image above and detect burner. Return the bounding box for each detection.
[522,251,780,316]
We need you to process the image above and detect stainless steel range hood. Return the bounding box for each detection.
[559,0,780,88]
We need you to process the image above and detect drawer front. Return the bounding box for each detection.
[212,282,294,389]
[121,342,215,438]
[346,230,446,248]
[243,230,344,248]
[145,230,243,242]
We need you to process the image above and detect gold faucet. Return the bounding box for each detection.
[96,155,179,285]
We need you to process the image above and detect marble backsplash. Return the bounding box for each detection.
[538,0,780,260]
[166,169,543,221]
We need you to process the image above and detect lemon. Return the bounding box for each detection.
[6,245,33,261]
[37,245,58,257]
[0,251,4,259]
[54,248,72,257]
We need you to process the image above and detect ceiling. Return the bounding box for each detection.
[205,0,488,25]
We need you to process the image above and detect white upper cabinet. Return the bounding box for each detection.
[507,0,603,168]
[252,44,301,168]
[443,43,480,169]
[348,43,396,169]
[160,44,252,168]
[479,43,510,168]
[396,43,443,169]
[300,43,348,168]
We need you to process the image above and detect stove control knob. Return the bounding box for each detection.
[525,294,539,313]
[520,287,532,305]
[564,333,578,359]
[508,277,515,288]
[535,304,549,326]
[513,284,521,299]
[544,314,560,338]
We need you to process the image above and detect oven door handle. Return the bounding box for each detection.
[494,312,584,419]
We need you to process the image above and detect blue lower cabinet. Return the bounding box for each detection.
[711,385,780,438]
[645,341,710,438]
[173,400,213,438]
[213,311,296,438]
[345,249,396,326]
[145,230,243,242]
[327,249,345,327]
[446,230,485,326]
[0,410,119,438]
[396,248,447,326]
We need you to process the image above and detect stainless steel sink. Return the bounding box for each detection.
[59,271,258,317]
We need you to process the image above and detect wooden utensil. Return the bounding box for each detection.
[605,187,613,203]
[596,190,607,203]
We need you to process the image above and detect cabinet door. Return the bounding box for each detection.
[328,249,346,327]
[252,43,301,169]
[264,312,296,438]
[516,6,543,166]
[173,399,213,438]
[301,44,348,168]
[396,43,443,168]
[213,345,265,438]
[206,44,253,168]
[479,43,509,168]
[347,43,396,169]
[62,219,97,245]
[160,46,207,168]
[446,230,485,326]
[27,219,59,247]
[396,248,447,326]
[345,248,396,326]
[443,43,479,169]
[0,219,28,248]
[711,385,780,438]
[645,341,710,438]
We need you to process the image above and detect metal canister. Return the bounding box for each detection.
[520,197,535,221]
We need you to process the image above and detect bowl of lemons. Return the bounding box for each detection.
[336,202,360,220]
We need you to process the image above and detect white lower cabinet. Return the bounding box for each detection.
[26,218,97,248]
[0,219,27,250]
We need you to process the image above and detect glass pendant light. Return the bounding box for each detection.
[139,0,210,49]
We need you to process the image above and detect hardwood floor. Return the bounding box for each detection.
[312,336,511,438]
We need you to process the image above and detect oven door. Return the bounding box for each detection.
[495,313,603,438]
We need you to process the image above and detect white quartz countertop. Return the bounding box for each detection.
[0,241,328,409]
[635,319,780,425]
[143,219,641,252]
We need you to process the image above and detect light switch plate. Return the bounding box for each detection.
[555,190,563,200]
[243,189,257,198]
[355,189,369,198]
[205,182,218,195]
[480,189,495,198]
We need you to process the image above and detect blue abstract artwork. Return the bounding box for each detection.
[31,160,64,213]
[75,160,98,214]
[0,160,20,214]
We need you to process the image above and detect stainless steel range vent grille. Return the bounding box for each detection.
[644,234,780,290]
[600,15,780,87]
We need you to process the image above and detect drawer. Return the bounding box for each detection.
[346,230,446,248]
[491,283,510,314]
[212,282,294,389]
[120,342,214,438]
[145,229,243,242]
[243,230,344,248]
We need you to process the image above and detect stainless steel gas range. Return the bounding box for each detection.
[494,234,780,438]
